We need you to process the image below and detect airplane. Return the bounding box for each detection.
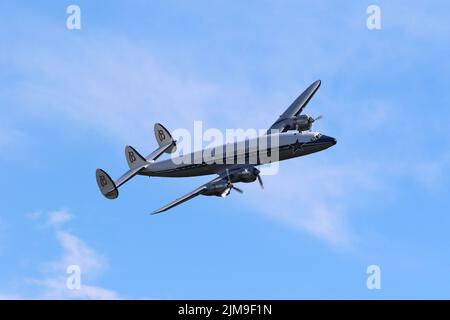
[95,80,337,214]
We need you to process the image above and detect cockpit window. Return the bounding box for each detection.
[311,133,321,141]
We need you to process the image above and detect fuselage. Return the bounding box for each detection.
[140,131,336,178]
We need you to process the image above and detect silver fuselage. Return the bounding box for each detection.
[140,132,336,178]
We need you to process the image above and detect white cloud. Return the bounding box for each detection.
[243,159,380,249]
[7,31,288,152]
[33,221,119,299]
[13,209,119,299]
[0,15,380,250]
[9,36,370,248]
[3,30,366,248]
[12,36,227,148]
[47,210,73,226]
[4,8,445,252]
[48,230,106,278]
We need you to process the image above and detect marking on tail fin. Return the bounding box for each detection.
[125,145,147,170]
[154,123,176,153]
[157,129,166,141]
[96,168,118,199]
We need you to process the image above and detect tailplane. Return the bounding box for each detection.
[96,141,176,200]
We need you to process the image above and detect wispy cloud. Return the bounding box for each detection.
[13,209,119,300]
[46,210,73,227]
[1,24,366,249]
[3,4,447,253]
[3,31,382,249]
[9,35,227,148]
[4,26,292,149]
[35,210,118,299]
[245,159,380,249]
[48,230,106,278]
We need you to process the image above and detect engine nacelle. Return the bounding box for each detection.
[202,181,231,197]
[280,115,314,132]
[294,115,314,131]
[229,166,259,183]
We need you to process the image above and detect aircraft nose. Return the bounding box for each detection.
[331,137,337,145]
[319,135,337,147]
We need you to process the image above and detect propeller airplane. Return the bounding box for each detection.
[96,80,337,214]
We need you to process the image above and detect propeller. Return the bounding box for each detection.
[225,169,244,194]
[307,114,323,132]
[230,185,243,193]
[257,175,264,189]
[253,167,264,189]
[314,115,323,121]
[308,114,323,124]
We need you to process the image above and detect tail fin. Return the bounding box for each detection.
[96,142,175,200]
[125,145,147,170]
[96,126,178,200]
[96,169,118,199]
[154,123,176,153]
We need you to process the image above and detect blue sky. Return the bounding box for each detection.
[1,0,450,299]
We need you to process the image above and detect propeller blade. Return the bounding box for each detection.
[225,168,243,194]
[257,175,264,189]
[314,115,323,121]
[226,168,231,182]
[232,186,243,194]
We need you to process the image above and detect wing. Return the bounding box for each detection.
[152,185,208,214]
[151,166,246,214]
[268,80,321,132]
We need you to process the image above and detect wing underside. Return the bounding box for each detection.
[152,185,207,214]
[152,165,247,214]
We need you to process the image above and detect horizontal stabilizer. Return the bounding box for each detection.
[146,141,176,162]
[96,142,176,200]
